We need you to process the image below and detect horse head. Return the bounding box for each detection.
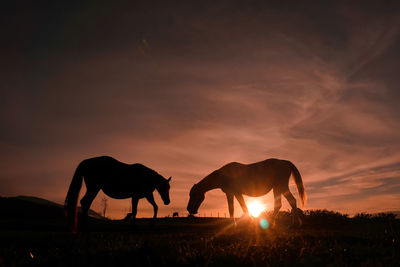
[187,183,205,215]
[157,176,171,205]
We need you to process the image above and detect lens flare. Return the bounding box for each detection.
[259,218,269,229]
[247,201,265,217]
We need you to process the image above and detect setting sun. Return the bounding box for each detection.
[247,201,265,217]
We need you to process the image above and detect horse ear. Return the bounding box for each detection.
[167,176,172,182]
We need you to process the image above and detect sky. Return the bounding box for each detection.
[1,0,400,218]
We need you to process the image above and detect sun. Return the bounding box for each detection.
[247,201,265,217]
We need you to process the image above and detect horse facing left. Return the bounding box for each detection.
[65,156,171,232]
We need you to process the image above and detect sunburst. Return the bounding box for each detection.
[247,201,265,217]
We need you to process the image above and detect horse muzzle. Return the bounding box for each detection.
[187,207,198,215]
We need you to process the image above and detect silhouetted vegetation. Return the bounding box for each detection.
[0,199,399,266]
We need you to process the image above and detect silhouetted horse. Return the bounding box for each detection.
[187,158,306,226]
[65,156,171,232]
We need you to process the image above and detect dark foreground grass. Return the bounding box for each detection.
[0,212,399,266]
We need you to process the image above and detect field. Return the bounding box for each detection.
[0,210,399,267]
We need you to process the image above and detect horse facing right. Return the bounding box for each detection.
[65,156,171,232]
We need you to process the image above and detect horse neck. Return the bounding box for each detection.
[153,173,164,186]
[196,171,222,193]
[138,167,163,188]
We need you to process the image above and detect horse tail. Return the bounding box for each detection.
[287,161,306,208]
[65,161,85,233]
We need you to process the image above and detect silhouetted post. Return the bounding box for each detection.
[102,197,108,217]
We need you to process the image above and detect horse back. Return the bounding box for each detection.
[219,158,291,183]
[80,156,160,197]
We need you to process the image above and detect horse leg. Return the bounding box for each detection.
[271,189,282,228]
[226,193,234,219]
[234,193,249,216]
[80,188,99,231]
[131,197,139,227]
[283,190,301,227]
[145,193,158,226]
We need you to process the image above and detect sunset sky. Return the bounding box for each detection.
[1,1,400,218]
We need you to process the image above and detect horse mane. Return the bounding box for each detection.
[132,163,165,182]
[194,170,224,193]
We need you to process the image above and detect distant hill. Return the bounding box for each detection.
[0,195,104,220]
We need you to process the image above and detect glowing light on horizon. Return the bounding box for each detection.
[247,201,265,217]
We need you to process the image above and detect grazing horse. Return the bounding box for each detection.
[187,158,306,226]
[65,156,171,232]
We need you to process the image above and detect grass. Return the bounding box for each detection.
[0,211,399,266]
